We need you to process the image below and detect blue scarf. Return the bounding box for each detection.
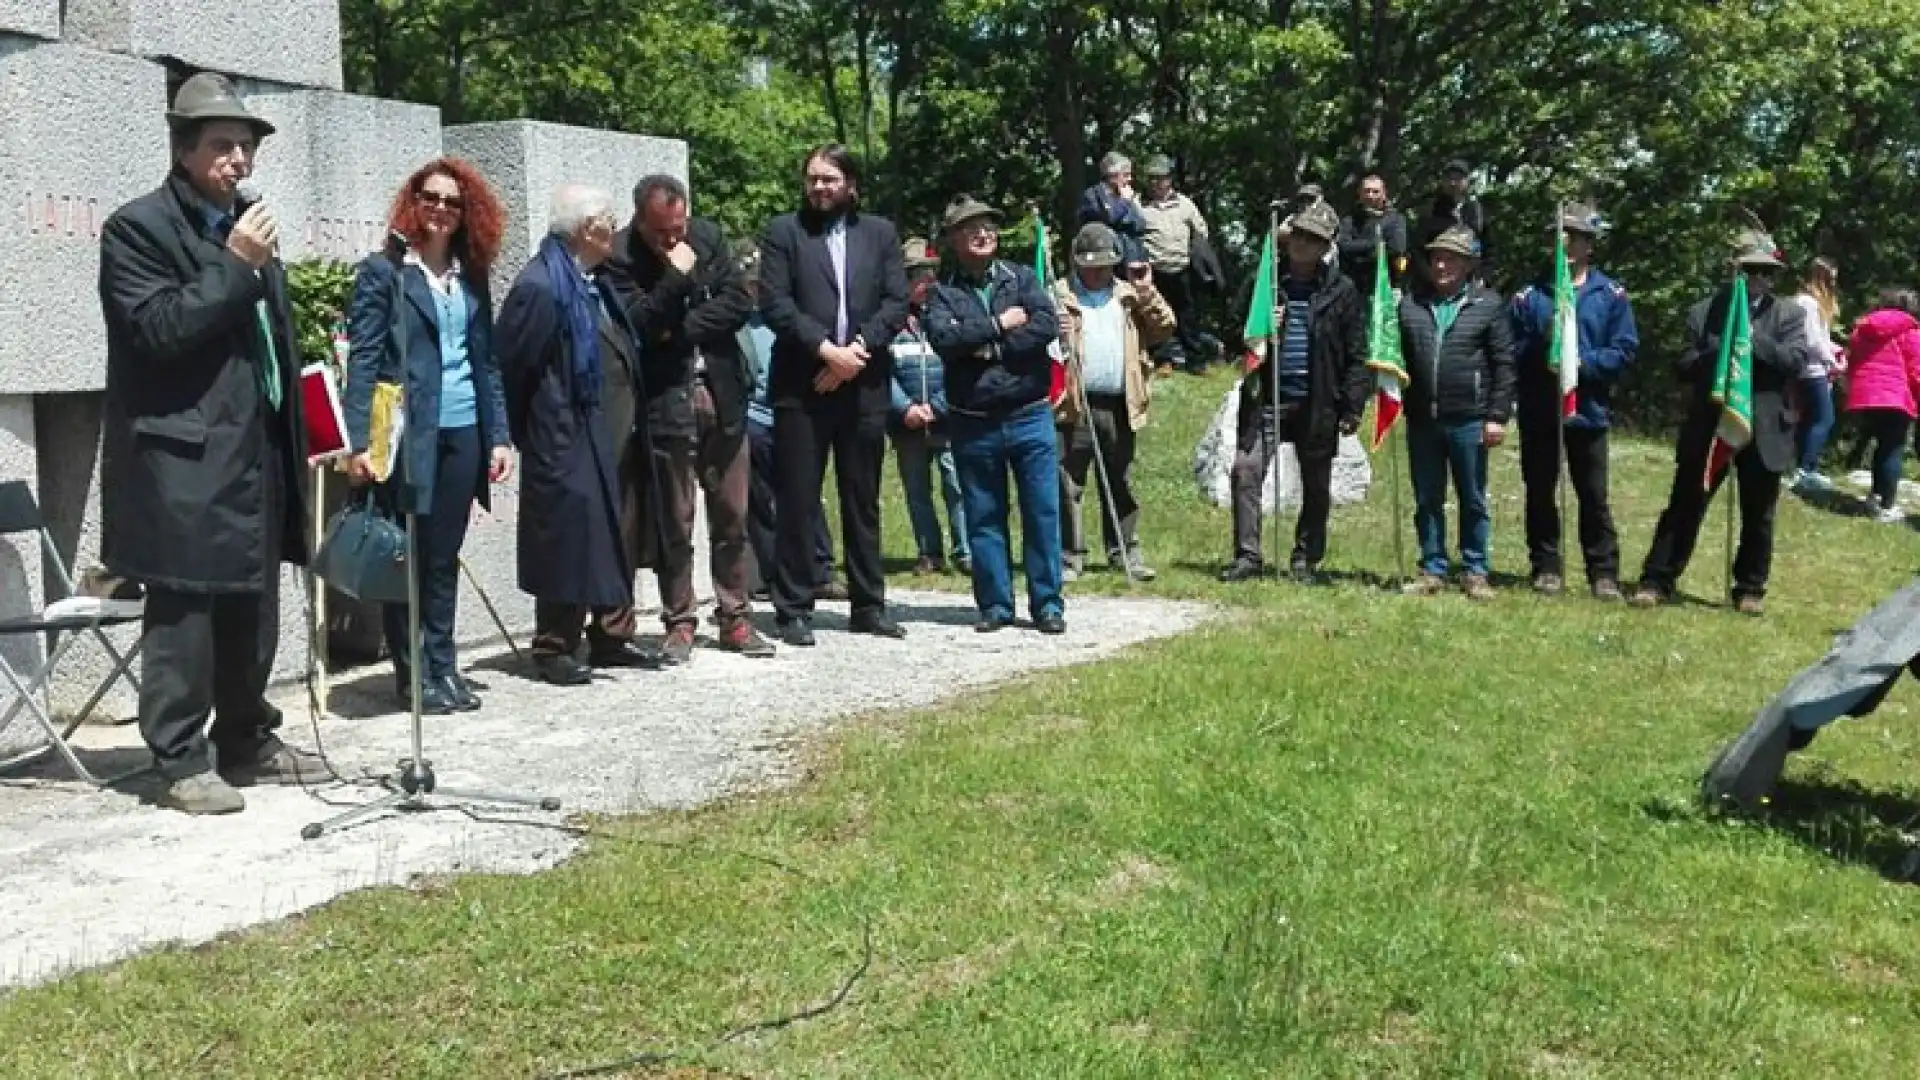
[538,233,603,410]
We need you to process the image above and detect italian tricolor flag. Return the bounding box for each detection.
[1548,226,1580,420]
[1705,275,1754,490]
[1366,241,1406,450]
[1036,216,1067,406]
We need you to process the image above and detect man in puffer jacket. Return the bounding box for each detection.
[889,237,970,574]
[1398,225,1516,600]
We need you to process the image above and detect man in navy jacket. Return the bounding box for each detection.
[1510,203,1640,599]
[924,194,1065,634]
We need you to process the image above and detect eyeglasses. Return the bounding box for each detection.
[416,191,465,211]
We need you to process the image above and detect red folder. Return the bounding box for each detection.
[301,363,350,463]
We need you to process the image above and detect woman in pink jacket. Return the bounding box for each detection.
[1844,289,1920,522]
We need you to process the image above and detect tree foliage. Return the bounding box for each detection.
[343,0,1920,430]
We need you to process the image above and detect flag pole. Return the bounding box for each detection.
[1380,238,1409,587]
[1556,202,1570,589]
[1266,200,1286,577]
[1388,403,1408,586]
[1724,263,1740,605]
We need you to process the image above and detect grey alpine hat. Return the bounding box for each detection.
[1288,200,1340,242]
[1072,222,1123,268]
[940,193,1001,231]
[1556,202,1605,237]
[1427,224,1482,258]
[166,72,275,138]
[1731,227,1786,269]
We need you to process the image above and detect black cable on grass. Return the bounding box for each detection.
[290,595,873,1077]
[432,812,875,1080]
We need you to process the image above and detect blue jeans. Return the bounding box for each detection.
[950,402,1065,623]
[893,427,969,563]
[1796,375,1835,473]
[1407,417,1491,578]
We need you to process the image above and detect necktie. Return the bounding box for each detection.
[828,223,849,345]
[254,302,282,410]
[213,213,283,410]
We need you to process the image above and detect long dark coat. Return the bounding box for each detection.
[494,255,633,607]
[97,174,309,593]
[342,253,510,514]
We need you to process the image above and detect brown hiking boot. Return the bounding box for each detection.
[1463,574,1496,601]
[661,624,696,665]
[1531,572,1564,596]
[816,579,851,602]
[913,555,944,576]
[1591,578,1624,602]
[719,620,776,657]
[221,744,331,788]
[1402,573,1445,596]
[1627,584,1666,609]
[1734,596,1765,617]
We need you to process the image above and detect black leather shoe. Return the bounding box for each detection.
[779,618,816,647]
[850,610,906,639]
[1035,613,1067,636]
[534,654,593,686]
[439,675,481,712]
[395,676,458,715]
[974,617,1011,634]
[589,641,665,669]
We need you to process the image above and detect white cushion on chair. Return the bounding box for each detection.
[42,596,144,622]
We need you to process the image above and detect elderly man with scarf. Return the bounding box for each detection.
[497,184,660,685]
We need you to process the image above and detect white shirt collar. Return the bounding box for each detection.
[405,251,465,295]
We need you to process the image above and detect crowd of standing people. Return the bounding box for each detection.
[88,73,1917,815]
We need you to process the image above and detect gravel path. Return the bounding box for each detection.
[0,590,1210,989]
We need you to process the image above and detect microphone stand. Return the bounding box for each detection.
[304,231,559,840]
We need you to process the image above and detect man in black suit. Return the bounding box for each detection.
[757,144,911,646]
[97,73,324,815]
[1631,229,1810,617]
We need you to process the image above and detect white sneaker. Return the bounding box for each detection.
[1875,505,1906,525]
[1794,470,1834,492]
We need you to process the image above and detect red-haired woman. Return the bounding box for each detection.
[343,158,513,714]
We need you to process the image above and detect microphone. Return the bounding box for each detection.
[234,181,281,257]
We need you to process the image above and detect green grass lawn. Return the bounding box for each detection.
[5,369,1919,1078]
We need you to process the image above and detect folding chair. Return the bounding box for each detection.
[0,480,147,784]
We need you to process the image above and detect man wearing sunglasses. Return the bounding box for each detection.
[1631,228,1811,616]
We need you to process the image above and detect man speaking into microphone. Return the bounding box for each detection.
[96,72,325,815]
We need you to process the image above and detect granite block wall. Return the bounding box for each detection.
[0,0,55,39]
[65,0,343,90]
[0,40,169,394]
[236,81,441,264]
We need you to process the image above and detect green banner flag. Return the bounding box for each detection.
[1240,228,1275,369]
[1706,275,1754,489]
